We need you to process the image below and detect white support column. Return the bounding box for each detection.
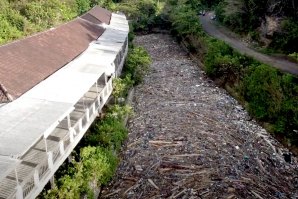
[86,108,90,122]
[16,185,23,199]
[92,104,96,115]
[15,169,23,199]
[33,169,39,187]
[67,115,71,130]
[104,74,107,84]
[44,138,48,153]
[96,96,100,108]
[95,81,99,94]
[50,176,55,189]
[59,140,65,155]
[104,85,108,96]
[47,152,53,171]
[79,119,83,131]
[69,129,74,143]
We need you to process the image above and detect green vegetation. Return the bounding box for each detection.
[44,105,130,198]
[168,2,202,38]
[289,52,298,61]
[206,40,298,144]
[270,19,298,53]
[116,0,168,32]
[124,47,151,84]
[213,0,298,54]
[161,0,298,146]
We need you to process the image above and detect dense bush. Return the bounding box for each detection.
[21,0,71,28]
[0,15,23,44]
[85,106,131,151]
[168,2,202,38]
[289,52,298,61]
[204,38,298,144]
[164,0,298,146]
[116,0,161,32]
[44,104,131,198]
[214,0,298,54]
[124,46,151,85]
[113,74,134,102]
[243,65,283,120]
[270,18,298,53]
[45,146,118,198]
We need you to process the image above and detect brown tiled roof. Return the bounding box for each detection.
[81,6,112,25]
[0,18,105,103]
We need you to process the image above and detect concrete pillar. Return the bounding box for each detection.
[67,115,71,130]
[86,108,90,122]
[50,176,55,189]
[33,169,39,187]
[92,104,96,116]
[59,140,65,155]
[69,129,74,143]
[47,152,53,171]
[16,185,23,199]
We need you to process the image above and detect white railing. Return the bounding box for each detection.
[4,34,125,199]
[10,76,114,199]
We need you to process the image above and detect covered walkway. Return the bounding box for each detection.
[0,7,129,199]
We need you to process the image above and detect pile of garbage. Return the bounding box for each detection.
[102,34,297,199]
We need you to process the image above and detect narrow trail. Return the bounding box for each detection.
[199,13,298,75]
[102,34,298,198]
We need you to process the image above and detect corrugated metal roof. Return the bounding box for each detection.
[0,19,104,102]
[0,12,128,159]
[0,8,128,198]
[0,6,113,104]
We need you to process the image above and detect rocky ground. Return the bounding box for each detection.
[101,34,298,199]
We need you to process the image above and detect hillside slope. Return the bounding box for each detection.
[199,12,298,75]
[214,0,298,54]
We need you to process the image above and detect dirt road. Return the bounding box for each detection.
[199,13,298,75]
[102,34,297,198]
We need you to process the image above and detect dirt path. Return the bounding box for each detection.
[199,13,298,75]
[102,34,298,198]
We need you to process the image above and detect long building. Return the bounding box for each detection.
[0,6,129,199]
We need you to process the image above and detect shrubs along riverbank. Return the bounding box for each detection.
[163,0,298,148]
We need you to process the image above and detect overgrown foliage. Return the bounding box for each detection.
[168,3,202,38]
[0,0,168,44]
[163,0,298,146]
[270,18,298,53]
[123,46,151,85]
[0,0,118,45]
[45,146,118,198]
[203,37,298,145]
[115,0,169,32]
[214,0,298,53]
